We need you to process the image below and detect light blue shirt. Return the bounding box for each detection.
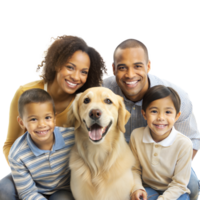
[102,74,200,150]
[9,127,75,200]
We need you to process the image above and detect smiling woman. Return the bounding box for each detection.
[1,33,107,167]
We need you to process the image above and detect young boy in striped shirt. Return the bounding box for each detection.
[8,89,75,200]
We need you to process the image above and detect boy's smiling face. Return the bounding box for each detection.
[18,102,56,150]
[142,96,181,142]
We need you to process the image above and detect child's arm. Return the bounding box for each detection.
[129,132,145,193]
[157,139,193,200]
[9,157,47,200]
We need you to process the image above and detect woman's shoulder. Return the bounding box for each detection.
[11,80,45,104]
[21,79,44,91]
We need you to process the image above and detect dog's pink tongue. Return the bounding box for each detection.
[89,124,102,140]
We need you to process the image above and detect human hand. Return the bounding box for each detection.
[192,149,199,161]
[130,189,147,200]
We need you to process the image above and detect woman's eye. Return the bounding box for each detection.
[66,65,74,70]
[84,98,90,104]
[81,70,88,75]
[104,98,112,104]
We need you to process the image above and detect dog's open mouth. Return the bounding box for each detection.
[86,121,112,142]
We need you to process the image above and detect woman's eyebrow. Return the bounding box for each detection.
[69,62,89,70]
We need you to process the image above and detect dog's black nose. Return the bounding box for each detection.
[89,109,102,120]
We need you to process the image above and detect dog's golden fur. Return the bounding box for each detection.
[67,87,135,200]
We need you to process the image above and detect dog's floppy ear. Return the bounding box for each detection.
[66,93,82,130]
[117,96,130,133]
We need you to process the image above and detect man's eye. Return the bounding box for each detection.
[135,65,141,68]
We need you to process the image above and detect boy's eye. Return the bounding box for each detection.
[30,118,37,121]
[166,111,172,114]
[45,116,52,120]
[151,110,157,113]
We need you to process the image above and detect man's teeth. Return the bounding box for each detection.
[126,81,138,85]
[67,81,77,86]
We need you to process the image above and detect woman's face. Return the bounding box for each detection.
[56,50,90,94]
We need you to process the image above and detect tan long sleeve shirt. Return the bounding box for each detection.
[129,126,193,200]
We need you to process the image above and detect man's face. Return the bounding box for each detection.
[113,47,150,102]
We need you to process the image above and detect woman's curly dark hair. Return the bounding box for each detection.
[37,35,107,93]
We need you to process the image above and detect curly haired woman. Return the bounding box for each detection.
[0,35,106,200]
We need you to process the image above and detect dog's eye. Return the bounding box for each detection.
[104,98,112,104]
[84,98,90,104]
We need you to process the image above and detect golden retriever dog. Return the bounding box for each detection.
[67,87,135,200]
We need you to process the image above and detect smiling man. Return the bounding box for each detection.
[102,39,200,200]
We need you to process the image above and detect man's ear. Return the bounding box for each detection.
[147,58,154,73]
[17,116,26,130]
[110,61,115,75]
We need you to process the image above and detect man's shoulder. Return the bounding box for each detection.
[102,76,118,88]
[149,74,189,100]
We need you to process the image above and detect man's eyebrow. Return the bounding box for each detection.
[117,62,144,68]
[134,62,144,65]
[116,63,126,68]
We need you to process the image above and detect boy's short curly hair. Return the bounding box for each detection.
[37,35,107,93]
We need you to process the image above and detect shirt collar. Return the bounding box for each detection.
[143,126,177,147]
[27,127,66,157]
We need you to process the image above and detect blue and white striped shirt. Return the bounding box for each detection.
[8,127,75,200]
[103,74,200,150]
